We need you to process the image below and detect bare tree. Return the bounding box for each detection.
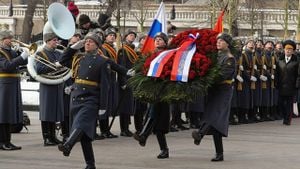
[133,0,148,32]
[21,0,40,43]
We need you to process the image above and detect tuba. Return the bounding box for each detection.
[27,2,75,85]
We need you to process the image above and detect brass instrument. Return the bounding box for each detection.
[12,39,38,54]
[26,2,75,85]
[12,40,58,71]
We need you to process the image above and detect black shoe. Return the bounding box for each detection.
[95,133,105,140]
[189,124,198,129]
[1,142,22,150]
[85,165,96,169]
[58,143,71,156]
[283,121,291,125]
[52,137,63,144]
[157,149,169,159]
[133,133,146,147]
[170,126,179,132]
[104,131,118,138]
[44,138,57,146]
[192,131,203,145]
[211,153,224,162]
[178,125,189,130]
[120,130,133,137]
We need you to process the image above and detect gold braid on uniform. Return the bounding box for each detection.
[102,43,117,62]
[0,49,11,61]
[123,44,138,63]
[71,54,82,79]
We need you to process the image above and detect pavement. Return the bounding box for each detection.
[0,111,300,169]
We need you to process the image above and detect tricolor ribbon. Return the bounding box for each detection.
[147,33,199,82]
[171,33,199,82]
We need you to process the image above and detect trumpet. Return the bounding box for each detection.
[12,39,38,55]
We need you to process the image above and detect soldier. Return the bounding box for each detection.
[97,27,119,139]
[58,33,110,169]
[134,32,171,159]
[36,33,65,146]
[260,41,276,121]
[275,40,300,125]
[117,29,139,137]
[192,33,236,162]
[236,40,256,124]
[0,30,29,150]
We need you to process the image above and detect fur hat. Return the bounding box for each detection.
[104,27,117,37]
[217,33,233,47]
[0,30,13,40]
[85,32,101,46]
[283,39,296,50]
[124,29,137,39]
[68,1,79,17]
[43,33,57,42]
[78,14,91,26]
[154,32,168,45]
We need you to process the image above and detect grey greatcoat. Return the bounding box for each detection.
[117,42,136,115]
[60,48,110,139]
[0,47,27,124]
[201,51,236,137]
[36,48,64,122]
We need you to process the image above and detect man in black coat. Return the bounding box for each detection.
[275,40,300,125]
[0,30,29,150]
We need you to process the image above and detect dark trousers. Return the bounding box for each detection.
[120,114,131,132]
[0,123,10,144]
[81,135,95,168]
[278,95,294,123]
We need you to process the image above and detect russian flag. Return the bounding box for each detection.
[141,2,167,54]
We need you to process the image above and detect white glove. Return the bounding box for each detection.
[232,78,235,82]
[271,74,275,80]
[55,61,63,68]
[64,86,72,95]
[260,75,268,81]
[250,76,257,82]
[20,47,30,60]
[236,75,244,82]
[263,65,267,70]
[121,85,126,90]
[239,65,244,71]
[273,65,276,69]
[126,68,135,76]
[98,109,106,115]
[253,65,257,70]
[71,40,85,50]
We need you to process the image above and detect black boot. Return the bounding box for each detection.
[211,131,224,162]
[133,118,154,147]
[192,123,210,145]
[156,132,169,159]
[120,114,133,137]
[58,129,83,156]
[99,118,117,139]
[1,124,21,150]
[134,111,144,134]
[49,122,62,144]
[81,137,96,169]
[42,121,56,146]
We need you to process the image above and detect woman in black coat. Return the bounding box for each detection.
[192,33,236,162]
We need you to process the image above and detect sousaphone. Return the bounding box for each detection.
[27,2,75,85]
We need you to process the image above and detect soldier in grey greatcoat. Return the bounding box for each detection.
[192,33,236,162]
[36,33,64,146]
[58,33,110,169]
[0,30,29,150]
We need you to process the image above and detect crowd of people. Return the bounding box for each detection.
[0,1,300,169]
